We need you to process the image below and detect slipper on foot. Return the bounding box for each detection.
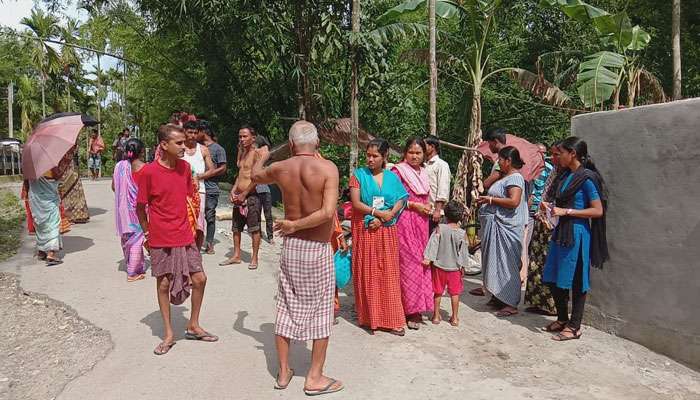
[248,264,258,270]
[274,369,294,390]
[153,341,175,355]
[127,274,145,282]
[218,259,241,266]
[495,309,519,317]
[184,330,219,342]
[304,379,344,396]
[46,259,63,267]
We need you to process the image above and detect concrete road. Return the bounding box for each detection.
[3,180,699,400]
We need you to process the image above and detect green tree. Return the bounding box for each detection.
[20,9,61,118]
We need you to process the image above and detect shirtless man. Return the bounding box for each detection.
[251,120,344,396]
[219,125,262,269]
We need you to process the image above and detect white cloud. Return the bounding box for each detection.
[0,0,35,30]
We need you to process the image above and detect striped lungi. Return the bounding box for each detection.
[275,237,334,341]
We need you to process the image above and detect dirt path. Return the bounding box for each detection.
[2,180,698,400]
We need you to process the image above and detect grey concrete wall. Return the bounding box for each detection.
[571,98,700,370]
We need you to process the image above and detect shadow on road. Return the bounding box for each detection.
[62,236,95,255]
[459,280,552,333]
[140,307,190,340]
[233,310,312,379]
[88,207,108,217]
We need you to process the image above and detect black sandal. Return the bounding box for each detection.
[542,320,568,332]
[388,328,405,336]
[46,258,63,267]
[552,326,581,341]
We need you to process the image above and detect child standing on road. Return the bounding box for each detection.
[423,201,470,326]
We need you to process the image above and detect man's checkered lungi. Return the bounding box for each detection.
[275,237,335,341]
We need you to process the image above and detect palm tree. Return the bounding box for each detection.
[16,75,40,138]
[21,9,60,118]
[58,18,82,112]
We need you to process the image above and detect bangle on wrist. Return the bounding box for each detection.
[489,196,493,205]
[371,208,376,217]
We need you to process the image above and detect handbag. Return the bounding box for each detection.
[334,250,352,289]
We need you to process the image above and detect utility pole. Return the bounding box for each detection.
[7,82,13,138]
[428,0,437,137]
[349,0,360,175]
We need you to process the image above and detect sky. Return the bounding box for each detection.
[1,0,118,71]
[0,0,87,30]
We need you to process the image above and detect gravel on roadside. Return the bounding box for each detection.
[0,273,113,400]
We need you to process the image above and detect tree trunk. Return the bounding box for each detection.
[122,60,128,126]
[96,54,101,137]
[672,0,682,100]
[452,86,483,220]
[349,0,360,175]
[428,0,437,137]
[41,76,46,118]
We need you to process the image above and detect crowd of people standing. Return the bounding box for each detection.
[23,111,608,395]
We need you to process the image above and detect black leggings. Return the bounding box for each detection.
[549,250,587,330]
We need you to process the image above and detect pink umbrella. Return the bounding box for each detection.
[477,134,545,181]
[22,112,97,180]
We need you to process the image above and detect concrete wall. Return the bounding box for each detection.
[571,98,700,370]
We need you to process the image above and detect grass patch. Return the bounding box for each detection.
[0,190,25,262]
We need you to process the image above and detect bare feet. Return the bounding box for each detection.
[304,376,344,396]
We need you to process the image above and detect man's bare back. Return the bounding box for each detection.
[251,147,339,243]
[272,156,338,242]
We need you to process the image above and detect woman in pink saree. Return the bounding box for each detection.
[113,138,147,282]
[391,137,434,330]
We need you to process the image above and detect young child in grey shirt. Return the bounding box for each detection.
[423,201,471,326]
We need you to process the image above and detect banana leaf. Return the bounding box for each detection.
[576,51,624,108]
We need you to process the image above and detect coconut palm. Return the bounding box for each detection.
[58,18,83,112]
[20,9,61,118]
[15,75,41,138]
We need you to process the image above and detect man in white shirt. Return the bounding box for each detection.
[424,136,451,232]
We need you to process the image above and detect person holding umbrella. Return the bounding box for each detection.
[22,112,98,266]
[26,152,72,266]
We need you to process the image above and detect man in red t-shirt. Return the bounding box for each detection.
[136,123,219,356]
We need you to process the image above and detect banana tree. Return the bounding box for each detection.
[20,9,61,118]
[540,0,660,109]
[377,0,509,213]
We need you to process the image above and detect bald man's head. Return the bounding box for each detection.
[289,120,319,146]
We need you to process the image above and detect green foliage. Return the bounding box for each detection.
[0,0,696,181]
[577,50,625,107]
[0,190,24,263]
